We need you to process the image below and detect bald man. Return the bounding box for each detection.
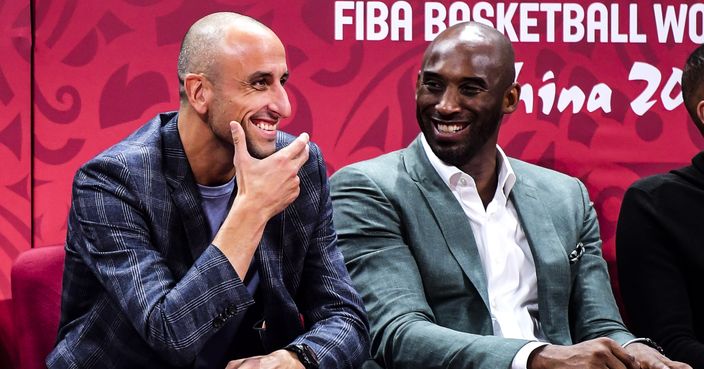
[48,13,368,369]
[331,22,689,369]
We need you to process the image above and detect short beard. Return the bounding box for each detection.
[246,134,270,159]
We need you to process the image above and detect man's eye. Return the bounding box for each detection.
[252,79,267,88]
[460,86,482,96]
[423,81,443,91]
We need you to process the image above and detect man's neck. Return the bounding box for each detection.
[177,108,236,186]
[459,145,499,209]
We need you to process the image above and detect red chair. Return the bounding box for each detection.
[11,246,65,369]
[0,297,17,369]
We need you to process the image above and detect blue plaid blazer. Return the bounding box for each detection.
[47,112,369,369]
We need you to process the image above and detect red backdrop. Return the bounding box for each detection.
[1,0,701,302]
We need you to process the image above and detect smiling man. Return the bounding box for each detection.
[48,12,368,369]
[330,22,689,369]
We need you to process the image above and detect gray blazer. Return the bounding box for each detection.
[330,135,633,369]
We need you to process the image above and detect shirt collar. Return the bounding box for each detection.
[420,135,516,198]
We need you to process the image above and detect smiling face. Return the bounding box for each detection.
[207,26,291,159]
[416,23,519,170]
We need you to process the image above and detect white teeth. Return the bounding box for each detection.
[255,123,276,131]
[437,124,464,133]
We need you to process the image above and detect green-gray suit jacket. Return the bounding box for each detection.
[330,136,634,369]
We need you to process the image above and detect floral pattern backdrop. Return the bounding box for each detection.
[1,0,701,301]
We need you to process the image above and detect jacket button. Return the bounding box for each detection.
[226,305,237,316]
[213,316,225,328]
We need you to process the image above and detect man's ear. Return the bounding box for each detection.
[696,99,704,127]
[184,73,210,115]
[415,70,422,100]
[503,82,521,114]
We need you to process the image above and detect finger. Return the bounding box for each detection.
[230,121,251,165]
[225,359,243,369]
[608,344,638,369]
[277,132,310,159]
[292,143,310,169]
[604,353,630,369]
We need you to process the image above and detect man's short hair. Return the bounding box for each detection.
[682,44,704,126]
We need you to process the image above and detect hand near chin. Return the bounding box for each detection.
[230,121,310,220]
[225,350,304,369]
[624,342,692,369]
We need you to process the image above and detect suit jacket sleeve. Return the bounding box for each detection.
[331,166,528,369]
[567,179,634,345]
[617,186,704,366]
[68,154,253,366]
[287,144,370,368]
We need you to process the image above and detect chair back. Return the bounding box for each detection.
[11,246,65,369]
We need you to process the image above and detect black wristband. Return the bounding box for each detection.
[622,338,664,354]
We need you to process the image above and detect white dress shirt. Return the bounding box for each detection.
[421,136,547,369]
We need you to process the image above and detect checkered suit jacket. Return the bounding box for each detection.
[47,112,369,369]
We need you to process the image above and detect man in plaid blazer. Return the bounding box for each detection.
[47,13,368,369]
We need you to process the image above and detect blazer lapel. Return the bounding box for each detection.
[509,171,571,345]
[403,136,490,311]
[161,115,210,260]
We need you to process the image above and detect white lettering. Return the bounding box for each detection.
[541,3,561,42]
[610,4,628,43]
[448,2,470,26]
[334,1,356,40]
[630,61,661,116]
[563,3,585,42]
[391,2,412,41]
[366,2,388,41]
[473,2,495,27]
[557,86,586,113]
[519,3,540,42]
[689,4,704,43]
[496,3,519,41]
[587,83,612,113]
[356,1,365,40]
[629,4,647,43]
[539,71,556,115]
[654,4,687,43]
[661,67,683,111]
[425,2,446,41]
[516,63,534,114]
[587,3,608,43]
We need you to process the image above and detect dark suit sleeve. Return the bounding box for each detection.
[288,144,370,368]
[617,186,704,366]
[331,166,528,369]
[568,179,634,345]
[68,155,253,365]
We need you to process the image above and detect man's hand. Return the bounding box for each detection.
[528,337,639,369]
[625,342,692,369]
[212,121,309,278]
[230,121,310,220]
[225,350,304,369]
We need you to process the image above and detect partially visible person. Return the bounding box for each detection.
[47,12,368,369]
[331,21,691,369]
[617,44,704,368]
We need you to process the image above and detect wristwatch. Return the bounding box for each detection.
[284,343,319,369]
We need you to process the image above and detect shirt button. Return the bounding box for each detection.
[459,178,467,186]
